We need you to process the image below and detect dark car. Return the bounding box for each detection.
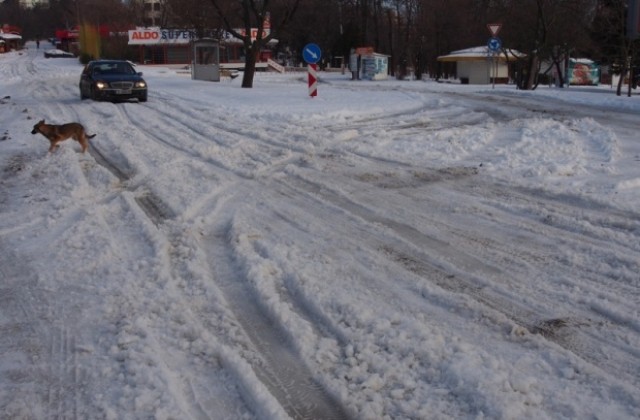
[44,49,75,58]
[79,60,147,102]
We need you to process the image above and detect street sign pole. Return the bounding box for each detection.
[303,43,322,98]
[487,36,502,89]
[308,63,318,97]
[494,53,497,89]
[486,23,503,89]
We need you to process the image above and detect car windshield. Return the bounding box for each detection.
[93,63,135,75]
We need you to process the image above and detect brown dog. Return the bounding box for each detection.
[31,119,96,153]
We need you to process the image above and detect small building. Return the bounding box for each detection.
[191,38,220,82]
[437,46,522,84]
[349,47,390,80]
[128,27,196,65]
[0,24,23,52]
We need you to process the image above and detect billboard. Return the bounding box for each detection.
[128,28,196,45]
[566,59,600,86]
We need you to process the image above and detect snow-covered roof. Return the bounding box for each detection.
[570,57,596,64]
[0,32,22,40]
[438,46,524,62]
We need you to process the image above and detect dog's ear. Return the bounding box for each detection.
[38,119,44,124]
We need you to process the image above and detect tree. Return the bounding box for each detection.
[590,0,640,96]
[485,0,598,90]
[206,0,302,88]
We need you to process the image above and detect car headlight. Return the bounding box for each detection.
[95,81,107,89]
[135,81,147,88]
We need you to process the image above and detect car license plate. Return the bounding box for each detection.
[116,89,132,95]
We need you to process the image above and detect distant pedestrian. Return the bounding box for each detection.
[36,39,40,49]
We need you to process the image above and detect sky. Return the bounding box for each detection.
[1,43,640,420]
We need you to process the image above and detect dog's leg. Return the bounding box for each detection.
[73,134,89,153]
[79,136,89,153]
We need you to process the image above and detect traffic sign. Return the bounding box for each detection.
[487,23,502,37]
[487,37,502,52]
[303,43,322,64]
[308,63,318,97]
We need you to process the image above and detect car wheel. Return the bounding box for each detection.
[80,88,87,100]
[139,94,148,103]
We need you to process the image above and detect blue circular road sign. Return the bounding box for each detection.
[303,43,322,64]
[487,37,502,52]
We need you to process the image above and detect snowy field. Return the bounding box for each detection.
[1,43,640,419]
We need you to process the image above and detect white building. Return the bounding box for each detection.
[437,46,523,85]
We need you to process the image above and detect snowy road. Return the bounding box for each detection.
[1,46,640,419]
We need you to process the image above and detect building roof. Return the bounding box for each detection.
[0,32,22,40]
[437,46,523,62]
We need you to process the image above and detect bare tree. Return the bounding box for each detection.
[486,0,598,89]
[206,0,302,88]
[591,0,640,96]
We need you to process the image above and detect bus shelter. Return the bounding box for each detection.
[192,38,220,82]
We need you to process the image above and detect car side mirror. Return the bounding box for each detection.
[137,72,143,76]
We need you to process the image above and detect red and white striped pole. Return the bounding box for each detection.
[308,64,318,97]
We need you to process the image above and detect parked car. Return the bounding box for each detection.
[79,60,147,102]
[44,49,75,58]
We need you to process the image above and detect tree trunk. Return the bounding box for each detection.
[553,59,564,88]
[524,54,539,90]
[242,44,259,88]
[616,65,626,96]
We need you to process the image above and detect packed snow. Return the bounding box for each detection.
[1,42,640,419]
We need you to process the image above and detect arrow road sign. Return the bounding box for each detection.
[303,43,322,64]
[487,37,502,52]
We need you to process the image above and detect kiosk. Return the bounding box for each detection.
[192,38,220,82]
[349,47,389,80]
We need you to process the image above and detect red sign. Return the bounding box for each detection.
[128,28,195,45]
[355,47,374,55]
[55,28,79,40]
[308,64,318,97]
[131,30,160,41]
[487,23,502,37]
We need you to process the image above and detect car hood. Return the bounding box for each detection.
[96,74,145,83]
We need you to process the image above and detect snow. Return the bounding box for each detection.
[1,43,640,419]
[437,46,524,61]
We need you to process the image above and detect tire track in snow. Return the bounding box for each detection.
[87,141,173,226]
[39,102,175,227]
[204,225,350,420]
[0,246,44,417]
[47,326,82,419]
[0,243,88,418]
[85,103,349,416]
[123,97,299,179]
[119,101,262,179]
[277,172,640,390]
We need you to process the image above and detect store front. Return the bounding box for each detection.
[128,28,195,64]
[127,27,277,68]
